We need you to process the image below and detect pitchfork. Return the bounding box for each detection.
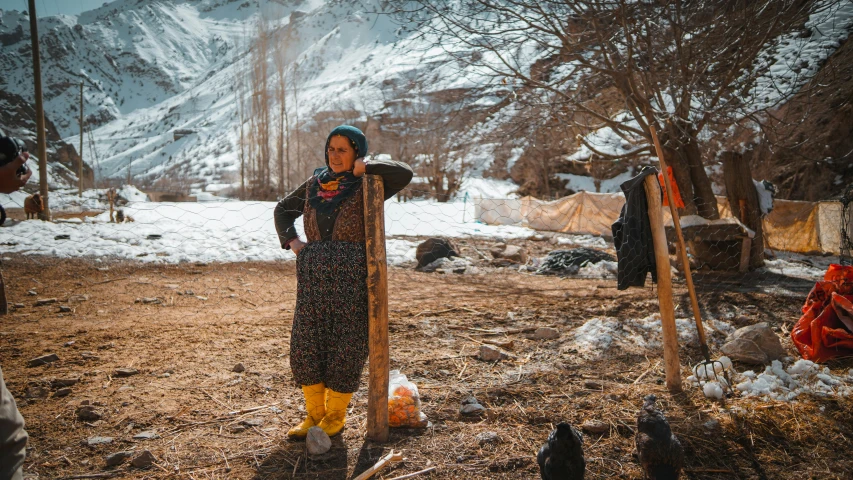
[648,123,733,394]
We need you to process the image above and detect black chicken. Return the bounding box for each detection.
[537,422,585,480]
[635,394,684,480]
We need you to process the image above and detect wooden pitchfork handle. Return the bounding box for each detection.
[648,124,711,362]
[353,450,404,480]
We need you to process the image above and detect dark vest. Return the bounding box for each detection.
[303,182,365,243]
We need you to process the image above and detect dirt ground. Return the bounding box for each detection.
[1,254,851,480]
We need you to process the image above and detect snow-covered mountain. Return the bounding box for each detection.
[0,0,514,192]
[1,0,851,200]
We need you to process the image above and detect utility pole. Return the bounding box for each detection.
[28,0,50,220]
[79,81,84,197]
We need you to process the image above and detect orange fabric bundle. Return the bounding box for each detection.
[791,264,853,362]
[657,166,685,208]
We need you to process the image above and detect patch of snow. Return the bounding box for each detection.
[568,314,734,359]
[0,197,535,264]
[753,179,774,215]
[733,359,852,401]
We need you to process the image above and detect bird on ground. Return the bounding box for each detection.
[635,394,684,480]
[537,421,586,479]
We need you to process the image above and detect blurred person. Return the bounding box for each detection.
[274,125,412,438]
[0,133,31,480]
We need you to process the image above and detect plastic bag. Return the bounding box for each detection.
[388,370,428,428]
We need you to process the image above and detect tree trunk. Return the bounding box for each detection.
[660,120,720,219]
[722,151,765,268]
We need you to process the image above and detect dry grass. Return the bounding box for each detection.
[0,255,851,479]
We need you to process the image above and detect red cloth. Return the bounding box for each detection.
[657,167,685,208]
[791,264,853,362]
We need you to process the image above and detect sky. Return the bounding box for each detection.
[0,0,107,16]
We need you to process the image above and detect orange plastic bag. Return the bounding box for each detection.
[388,370,428,428]
[791,265,853,362]
[658,166,685,208]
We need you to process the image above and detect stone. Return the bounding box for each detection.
[232,363,245,373]
[583,381,603,390]
[12,303,24,309]
[77,405,103,421]
[133,431,159,440]
[475,431,501,445]
[581,420,609,435]
[241,418,263,427]
[490,244,529,264]
[34,298,57,307]
[54,387,72,397]
[28,353,59,367]
[131,450,156,468]
[533,327,560,340]
[115,368,139,377]
[52,378,79,387]
[25,386,49,399]
[63,341,75,347]
[460,403,486,415]
[58,305,72,313]
[135,297,161,305]
[27,289,37,296]
[459,397,486,416]
[720,322,786,364]
[105,451,132,467]
[306,426,332,455]
[420,257,473,274]
[478,345,509,362]
[416,238,459,269]
[68,294,89,302]
[703,419,721,431]
[87,436,114,446]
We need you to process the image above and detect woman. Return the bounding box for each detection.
[274,125,412,438]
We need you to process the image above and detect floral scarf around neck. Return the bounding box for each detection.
[307,166,362,213]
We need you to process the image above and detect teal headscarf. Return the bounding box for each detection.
[307,125,368,214]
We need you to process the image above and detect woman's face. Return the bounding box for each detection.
[328,135,357,173]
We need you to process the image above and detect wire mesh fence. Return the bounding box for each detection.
[0,180,847,283]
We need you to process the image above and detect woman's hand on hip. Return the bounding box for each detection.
[352,158,366,177]
[291,238,306,255]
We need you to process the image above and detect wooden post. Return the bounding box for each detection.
[28,0,50,220]
[363,174,389,442]
[79,81,84,198]
[722,151,764,268]
[643,175,683,393]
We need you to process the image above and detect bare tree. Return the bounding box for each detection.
[273,33,291,195]
[397,0,818,218]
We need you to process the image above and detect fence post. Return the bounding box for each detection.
[363,174,389,442]
[643,175,683,393]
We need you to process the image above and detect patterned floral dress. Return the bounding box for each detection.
[274,159,413,393]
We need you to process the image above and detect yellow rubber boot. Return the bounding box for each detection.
[287,383,326,438]
[316,388,353,437]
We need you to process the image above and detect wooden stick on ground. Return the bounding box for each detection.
[388,466,438,480]
[364,174,390,443]
[353,450,404,480]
